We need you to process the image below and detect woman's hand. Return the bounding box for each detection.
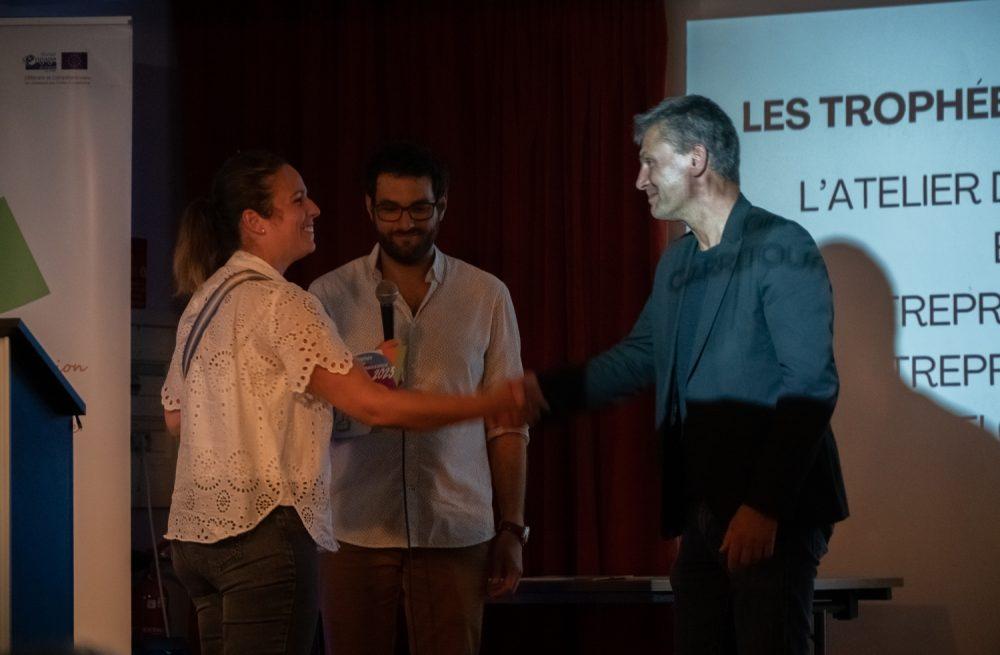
[376,338,400,365]
[310,366,526,431]
[485,378,527,424]
[489,372,550,427]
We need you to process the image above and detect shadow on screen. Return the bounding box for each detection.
[818,241,1000,655]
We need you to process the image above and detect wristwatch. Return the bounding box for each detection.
[498,520,530,546]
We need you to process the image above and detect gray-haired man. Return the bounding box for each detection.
[529,95,849,654]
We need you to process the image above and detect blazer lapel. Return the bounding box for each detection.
[686,195,752,383]
[663,237,696,396]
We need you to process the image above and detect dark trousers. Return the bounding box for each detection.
[171,507,319,655]
[671,502,830,655]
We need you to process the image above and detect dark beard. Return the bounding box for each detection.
[377,226,438,265]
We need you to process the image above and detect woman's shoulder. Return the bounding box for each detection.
[258,280,330,326]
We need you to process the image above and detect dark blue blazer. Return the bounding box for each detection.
[582,195,848,536]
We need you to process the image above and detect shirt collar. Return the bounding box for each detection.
[228,250,286,281]
[365,243,446,285]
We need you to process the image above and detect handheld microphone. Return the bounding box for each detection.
[375,279,398,341]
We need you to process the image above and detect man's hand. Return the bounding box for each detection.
[720,504,778,572]
[487,530,524,598]
[521,371,550,425]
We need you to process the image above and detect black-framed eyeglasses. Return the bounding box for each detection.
[374,200,439,222]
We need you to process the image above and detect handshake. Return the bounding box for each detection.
[486,373,550,429]
[377,339,550,428]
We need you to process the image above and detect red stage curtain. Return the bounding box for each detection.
[173,0,675,580]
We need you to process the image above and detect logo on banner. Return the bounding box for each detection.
[22,51,88,75]
[23,52,57,70]
[61,51,88,70]
[21,49,91,85]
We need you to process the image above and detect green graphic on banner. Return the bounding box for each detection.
[0,196,49,312]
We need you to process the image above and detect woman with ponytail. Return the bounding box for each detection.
[161,151,523,654]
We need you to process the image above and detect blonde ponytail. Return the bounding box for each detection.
[172,150,286,295]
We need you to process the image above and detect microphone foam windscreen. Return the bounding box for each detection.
[375,279,398,304]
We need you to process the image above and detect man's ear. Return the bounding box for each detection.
[365,195,375,223]
[436,194,448,221]
[241,208,267,236]
[690,144,709,177]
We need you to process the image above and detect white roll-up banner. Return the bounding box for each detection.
[0,17,132,654]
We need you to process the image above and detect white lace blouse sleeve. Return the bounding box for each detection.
[161,348,183,411]
[269,285,355,394]
[161,314,194,411]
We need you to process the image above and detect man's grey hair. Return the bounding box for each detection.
[633,95,740,184]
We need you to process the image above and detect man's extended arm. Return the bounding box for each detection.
[533,293,658,418]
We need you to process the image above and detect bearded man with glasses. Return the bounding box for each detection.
[309,142,529,655]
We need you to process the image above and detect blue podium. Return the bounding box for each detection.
[0,319,84,651]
